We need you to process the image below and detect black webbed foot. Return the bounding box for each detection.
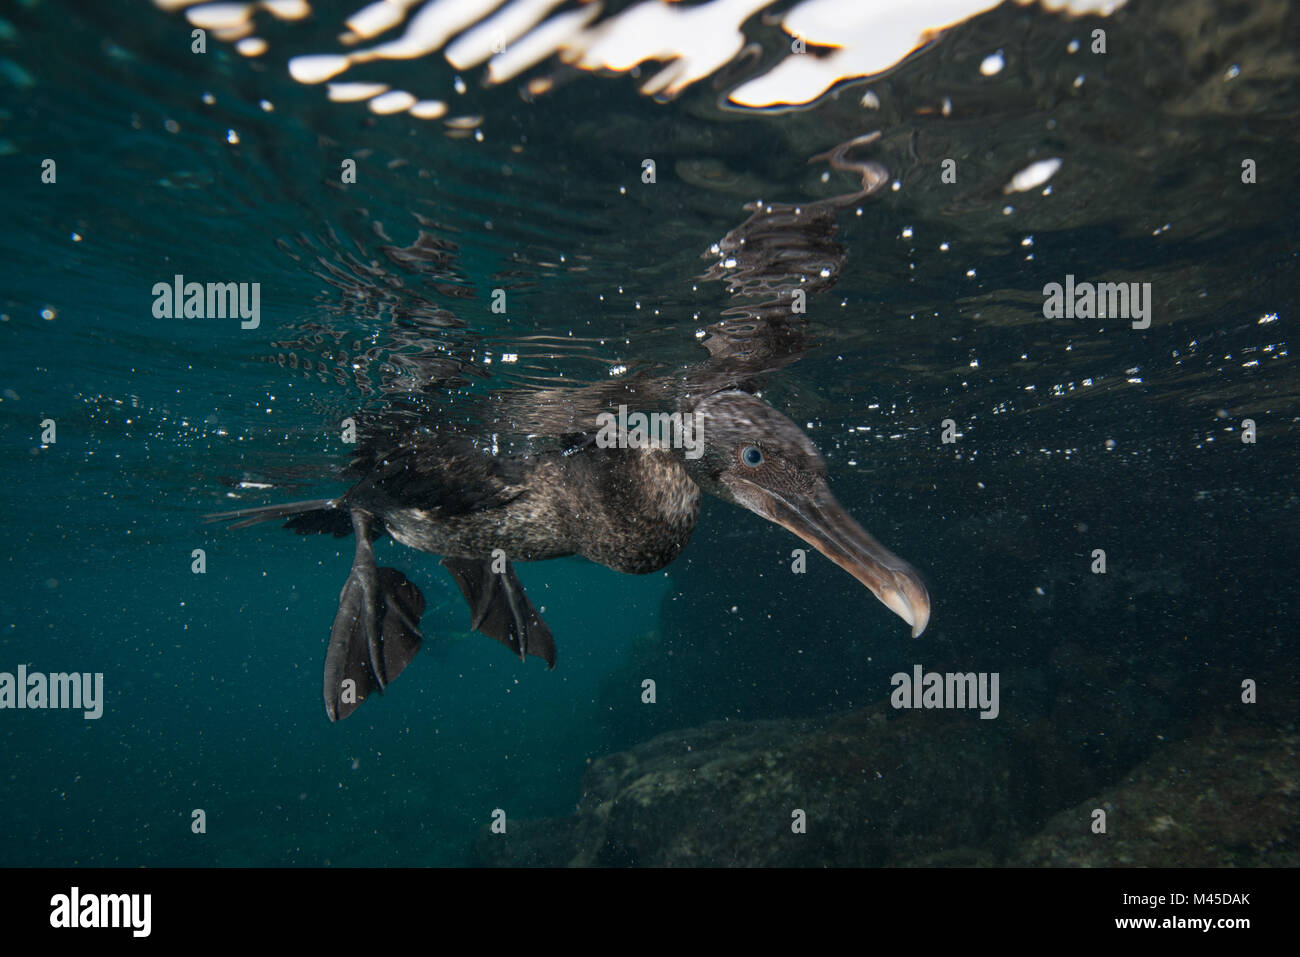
[441,557,556,668]
[323,510,425,721]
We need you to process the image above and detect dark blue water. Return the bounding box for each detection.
[1,0,1296,866]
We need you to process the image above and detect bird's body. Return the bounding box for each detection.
[210,390,929,721]
[371,443,700,575]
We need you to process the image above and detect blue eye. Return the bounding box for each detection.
[741,445,763,467]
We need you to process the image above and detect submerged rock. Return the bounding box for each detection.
[1010,729,1300,867]
[471,714,1298,867]
[473,706,1021,866]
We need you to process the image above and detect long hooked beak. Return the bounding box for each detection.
[724,475,931,637]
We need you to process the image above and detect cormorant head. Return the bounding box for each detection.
[682,389,930,637]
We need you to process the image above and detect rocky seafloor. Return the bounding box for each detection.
[469,706,1298,866]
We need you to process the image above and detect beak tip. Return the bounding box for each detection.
[902,579,930,638]
[877,577,929,639]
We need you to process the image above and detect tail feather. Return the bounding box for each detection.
[205,498,339,531]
